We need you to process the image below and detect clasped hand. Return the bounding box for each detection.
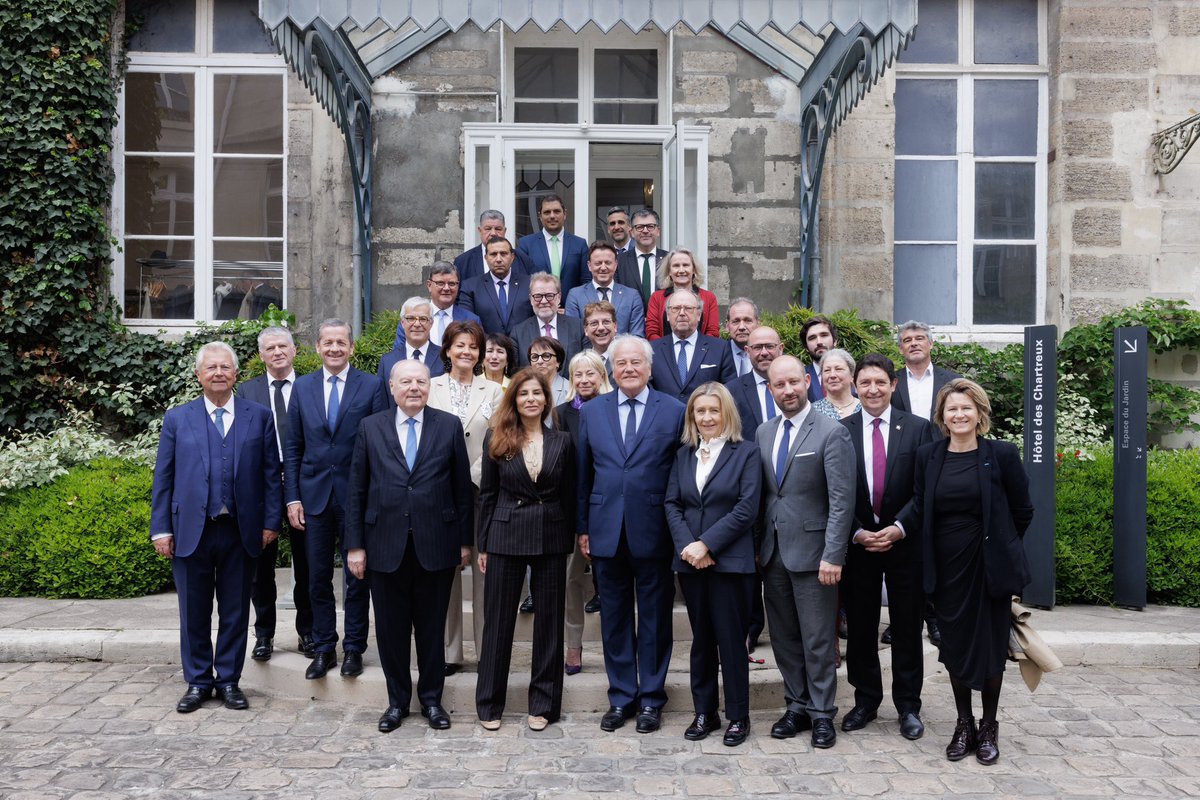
[680,541,715,569]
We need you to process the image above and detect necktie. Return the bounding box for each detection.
[776,419,793,487]
[736,350,748,376]
[550,235,561,277]
[624,397,638,449]
[435,310,448,346]
[214,407,226,439]
[543,323,553,338]
[640,254,652,301]
[404,417,418,470]
[411,349,422,361]
[599,286,609,302]
[763,381,777,420]
[497,280,508,320]
[327,375,340,432]
[271,379,289,451]
[871,417,886,519]
[677,340,689,385]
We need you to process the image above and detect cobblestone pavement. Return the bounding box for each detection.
[1,661,1198,799]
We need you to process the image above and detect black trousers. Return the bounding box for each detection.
[679,570,753,720]
[369,546,454,710]
[251,525,313,640]
[476,552,568,721]
[306,502,369,654]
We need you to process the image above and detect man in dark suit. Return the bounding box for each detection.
[512,273,583,375]
[565,241,645,336]
[516,194,587,297]
[800,316,839,402]
[892,320,961,431]
[393,262,481,350]
[578,334,686,734]
[726,298,760,378]
[756,355,855,749]
[452,210,534,282]
[345,359,474,732]
[606,206,633,254]
[151,341,282,713]
[839,353,933,741]
[457,237,536,337]
[615,208,668,310]
[650,288,737,404]
[236,327,314,662]
[379,297,446,401]
[284,319,388,681]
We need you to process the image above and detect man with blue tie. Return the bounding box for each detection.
[151,342,282,713]
[516,194,588,298]
[379,297,446,397]
[578,334,686,734]
[452,210,535,282]
[565,241,646,336]
[284,319,388,681]
[649,288,737,404]
[726,298,760,379]
[392,262,481,350]
[457,237,536,337]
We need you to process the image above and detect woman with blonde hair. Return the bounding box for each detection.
[644,248,721,340]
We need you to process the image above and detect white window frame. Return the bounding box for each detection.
[894,0,1049,343]
[113,1,287,332]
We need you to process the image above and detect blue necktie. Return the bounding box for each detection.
[214,407,226,438]
[327,375,340,432]
[497,279,509,320]
[404,417,418,470]
[677,340,689,385]
[763,381,777,420]
[624,398,637,449]
[775,419,793,487]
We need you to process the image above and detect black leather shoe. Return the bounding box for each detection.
[684,712,721,741]
[444,663,462,677]
[899,711,925,740]
[841,705,878,732]
[519,594,534,613]
[378,706,409,733]
[880,625,893,645]
[946,716,977,761]
[305,652,337,680]
[724,719,750,746]
[975,720,999,764]
[600,705,635,732]
[298,634,316,658]
[770,710,811,739]
[340,652,363,677]
[251,637,273,661]
[927,619,942,646]
[811,718,837,748]
[421,704,451,730]
[584,595,601,613]
[176,686,212,714]
[217,684,249,710]
[635,706,662,734]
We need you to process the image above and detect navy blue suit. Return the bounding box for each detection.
[517,230,588,298]
[284,367,388,655]
[453,244,534,283]
[725,372,773,439]
[377,344,445,407]
[393,306,481,350]
[577,387,685,709]
[649,334,738,405]
[457,271,536,336]
[150,397,282,690]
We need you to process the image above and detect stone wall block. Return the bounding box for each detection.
[428,49,490,70]
[708,207,800,249]
[1070,254,1150,291]
[1152,75,1200,115]
[1069,295,1137,325]
[826,207,885,247]
[1167,7,1200,36]
[708,161,798,202]
[1071,207,1122,247]
[681,51,737,73]
[1061,42,1156,75]
[704,119,801,159]
[1064,163,1131,201]
[375,247,438,286]
[736,78,786,114]
[1062,118,1114,157]
[1067,78,1147,113]
[676,75,732,113]
[1153,253,1200,293]
[1162,209,1200,250]
[288,109,313,157]
[1063,7,1152,39]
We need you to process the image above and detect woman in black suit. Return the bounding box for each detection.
[913,378,1034,765]
[475,368,577,732]
[664,382,762,746]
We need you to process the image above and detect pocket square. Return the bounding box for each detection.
[702,363,717,368]
[795,451,816,458]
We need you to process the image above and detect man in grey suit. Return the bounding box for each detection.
[565,241,645,336]
[757,355,855,749]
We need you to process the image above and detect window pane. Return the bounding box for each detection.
[213,158,284,237]
[473,145,491,241]
[895,80,956,156]
[975,163,1035,239]
[974,81,1038,157]
[124,156,195,236]
[973,245,1036,324]
[894,245,957,326]
[975,0,1039,65]
[899,0,957,64]
[125,73,195,153]
[594,50,657,100]
[213,75,283,154]
[213,0,276,53]
[594,103,658,125]
[126,0,195,53]
[514,48,578,99]
[124,240,195,319]
[513,102,578,124]
[895,160,957,241]
[213,242,284,320]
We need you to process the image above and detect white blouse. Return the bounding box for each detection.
[694,437,727,493]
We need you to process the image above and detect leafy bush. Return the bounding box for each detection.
[241,309,399,380]
[0,457,170,598]
[760,306,901,364]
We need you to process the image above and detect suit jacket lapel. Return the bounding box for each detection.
[683,337,708,386]
[883,415,904,489]
[380,411,408,472]
[190,399,210,475]
[332,371,362,435]
[231,398,247,476]
[462,378,488,428]
[925,439,949,519]
[779,412,816,486]
[700,443,735,499]
[680,449,701,505]
[308,373,328,437]
[847,413,869,501]
[627,392,662,460]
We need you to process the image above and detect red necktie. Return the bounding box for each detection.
[871,417,886,519]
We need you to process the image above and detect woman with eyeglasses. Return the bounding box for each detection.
[644,248,721,341]
[527,336,570,406]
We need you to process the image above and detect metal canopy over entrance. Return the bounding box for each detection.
[258,0,918,325]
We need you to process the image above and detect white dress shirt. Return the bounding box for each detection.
[204,395,235,435]
[905,363,935,420]
[861,406,893,529]
[322,365,351,416]
[617,385,651,435]
[267,370,296,456]
[396,408,425,452]
[536,315,559,340]
[694,437,726,493]
[771,402,813,470]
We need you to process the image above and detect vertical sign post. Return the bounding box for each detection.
[1022,325,1057,608]
[1113,326,1148,610]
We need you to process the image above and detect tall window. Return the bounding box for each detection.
[117,0,286,326]
[893,0,1046,331]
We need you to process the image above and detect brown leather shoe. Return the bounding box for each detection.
[946,716,977,761]
[976,720,999,765]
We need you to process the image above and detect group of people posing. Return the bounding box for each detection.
[149,199,1034,766]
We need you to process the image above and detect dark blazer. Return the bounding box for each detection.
[477,428,577,557]
[725,371,771,439]
[377,345,446,404]
[453,245,534,283]
[649,333,738,404]
[283,367,388,515]
[664,440,761,574]
[806,363,824,402]
[457,271,536,336]
[516,231,588,297]
[842,409,933,546]
[553,400,581,443]
[512,315,584,375]
[344,407,474,573]
[892,364,961,429]
[577,388,686,559]
[393,305,481,349]
[913,437,1035,599]
[236,374,273,407]
[150,397,283,557]
[615,247,668,308]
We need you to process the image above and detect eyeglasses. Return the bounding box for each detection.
[668,305,700,315]
[746,343,781,352]
[632,223,659,232]
[530,292,559,302]
[403,315,432,325]
[429,280,459,289]
[529,352,557,363]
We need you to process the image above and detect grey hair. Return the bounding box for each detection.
[429,260,458,278]
[610,334,653,365]
[389,358,431,382]
[564,350,613,402]
[528,272,562,293]
[316,318,353,344]
[479,209,505,226]
[195,341,238,372]
[631,207,660,225]
[257,326,294,350]
[400,296,433,316]
[606,206,629,219]
[666,286,699,309]
[727,297,760,321]
[897,319,932,344]
[819,347,856,375]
